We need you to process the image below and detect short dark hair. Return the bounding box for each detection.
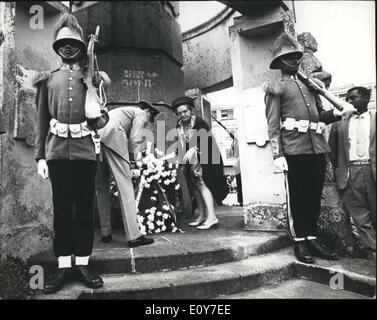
[138,100,160,117]
[347,86,371,101]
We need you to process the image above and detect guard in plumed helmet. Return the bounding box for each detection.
[263,33,354,264]
[33,14,110,294]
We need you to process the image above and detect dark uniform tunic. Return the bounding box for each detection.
[264,74,341,238]
[34,63,97,257]
[35,64,96,161]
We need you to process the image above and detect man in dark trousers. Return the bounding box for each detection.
[34,14,109,294]
[263,33,355,263]
[329,86,376,260]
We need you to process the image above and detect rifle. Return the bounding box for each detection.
[210,115,236,141]
[297,71,345,111]
[83,25,106,120]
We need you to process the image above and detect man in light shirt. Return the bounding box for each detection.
[329,86,376,260]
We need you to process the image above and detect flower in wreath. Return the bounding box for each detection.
[139,224,147,235]
[162,213,169,220]
[150,206,157,213]
[147,214,154,222]
[161,225,167,231]
[162,205,169,211]
[156,211,162,217]
[155,228,161,233]
[137,215,145,224]
[147,222,155,230]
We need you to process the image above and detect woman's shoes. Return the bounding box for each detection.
[197,218,219,230]
[189,217,206,226]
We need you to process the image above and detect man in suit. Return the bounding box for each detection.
[264,33,355,264]
[97,101,158,247]
[329,86,376,260]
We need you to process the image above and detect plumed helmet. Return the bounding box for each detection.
[52,14,87,56]
[269,33,303,69]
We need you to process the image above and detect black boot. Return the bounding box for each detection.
[128,235,154,248]
[75,265,104,289]
[101,234,112,243]
[294,241,315,264]
[306,239,339,260]
[43,268,73,294]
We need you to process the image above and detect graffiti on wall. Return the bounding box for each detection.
[121,70,159,88]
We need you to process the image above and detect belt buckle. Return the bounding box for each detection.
[56,123,68,138]
[297,120,309,133]
[69,124,82,138]
[284,117,296,131]
[316,122,325,134]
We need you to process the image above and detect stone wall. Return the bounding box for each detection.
[0,2,65,260]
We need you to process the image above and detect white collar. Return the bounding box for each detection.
[60,63,81,71]
[282,74,297,80]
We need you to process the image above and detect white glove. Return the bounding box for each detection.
[274,156,288,172]
[183,147,198,163]
[155,148,165,158]
[37,159,49,179]
[333,102,356,117]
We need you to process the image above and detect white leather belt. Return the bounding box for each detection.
[281,117,325,134]
[50,118,92,138]
[50,118,101,154]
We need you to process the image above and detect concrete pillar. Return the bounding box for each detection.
[73,1,184,152]
[229,6,295,231]
[0,2,66,260]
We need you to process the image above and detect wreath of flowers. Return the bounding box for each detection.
[133,152,179,190]
[133,153,182,235]
[111,152,183,235]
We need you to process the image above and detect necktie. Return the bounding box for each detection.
[356,115,366,157]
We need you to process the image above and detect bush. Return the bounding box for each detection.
[0,256,34,300]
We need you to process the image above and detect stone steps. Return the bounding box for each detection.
[295,257,376,298]
[216,279,371,299]
[35,248,297,299]
[35,248,375,300]
[31,208,375,300]
[30,225,291,275]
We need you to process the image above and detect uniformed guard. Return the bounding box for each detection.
[34,14,109,294]
[263,33,355,263]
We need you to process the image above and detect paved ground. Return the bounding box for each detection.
[216,279,370,299]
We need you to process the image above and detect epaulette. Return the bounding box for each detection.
[262,79,286,95]
[99,71,111,86]
[32,71,52,87]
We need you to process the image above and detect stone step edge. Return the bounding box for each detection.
[34,248,297,300]
[295,262,376,298]
[32,233,292,275]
